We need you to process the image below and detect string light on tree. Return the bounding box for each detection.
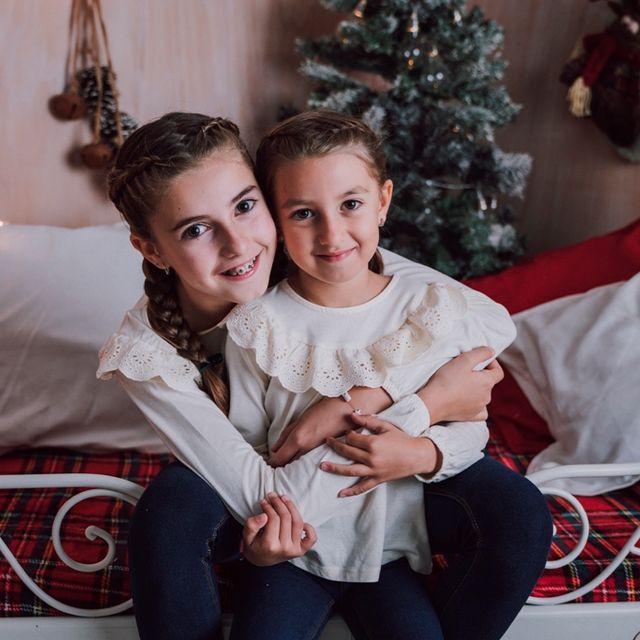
[404,8,422,69]
[353,0,367,19]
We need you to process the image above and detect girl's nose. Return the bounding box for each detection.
[318,215,344,246]
[219,226,249,257]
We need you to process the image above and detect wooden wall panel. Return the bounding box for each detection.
[476,0,639,254]
[1,0,638,255]
[0,0,338,227]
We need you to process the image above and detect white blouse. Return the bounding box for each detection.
[96,248,515,581]
[223,268,516,582]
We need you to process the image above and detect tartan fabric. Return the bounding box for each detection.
[0,448,172,617]
[1,434,639,617]
[485,429,640,603]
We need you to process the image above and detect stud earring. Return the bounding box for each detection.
[164,266,171,276]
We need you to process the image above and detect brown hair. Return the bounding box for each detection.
[108,112,253,414]
[255,109,386,274]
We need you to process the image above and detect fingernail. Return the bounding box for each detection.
[267,491,277,499]
[280,494,289,502]
[320,462,328,471]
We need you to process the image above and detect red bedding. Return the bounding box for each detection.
[0,431,638,617]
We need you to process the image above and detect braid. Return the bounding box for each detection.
[108,155,164,208]
[199,117,241,139]
[143,259,229,414]
[107,112,254,415]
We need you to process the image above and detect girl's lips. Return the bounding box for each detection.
[220,253,260,280]
[316,248,356,263]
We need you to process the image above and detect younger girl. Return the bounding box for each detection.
[222,109,551,639]
[98,112,526,640]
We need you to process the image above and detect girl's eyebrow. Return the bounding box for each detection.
[171,185,258,231]
[281,186,369,209]
[230,185,257,204]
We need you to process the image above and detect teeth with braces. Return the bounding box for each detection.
[225,256,257,276]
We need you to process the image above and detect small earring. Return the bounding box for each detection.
[378,219,385,227]
[164,266,171,276]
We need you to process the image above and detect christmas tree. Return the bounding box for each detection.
[296,0,531,278]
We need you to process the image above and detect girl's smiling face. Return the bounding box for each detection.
[132,150,277,328]
[272,148,392,306]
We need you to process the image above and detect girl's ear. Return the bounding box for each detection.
[377,179,393,226]
[130,233,167,270]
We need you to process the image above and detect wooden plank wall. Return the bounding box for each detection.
[1,0,637,255]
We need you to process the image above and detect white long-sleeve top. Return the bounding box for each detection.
[96,249,515,581]
[224,266,515,582]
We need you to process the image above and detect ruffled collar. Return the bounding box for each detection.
[226,281,466,397]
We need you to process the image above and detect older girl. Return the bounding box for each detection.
[98,112,551,640]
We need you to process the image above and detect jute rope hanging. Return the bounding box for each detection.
[50,0,137,169]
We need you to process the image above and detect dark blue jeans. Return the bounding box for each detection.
[129,456,552,640]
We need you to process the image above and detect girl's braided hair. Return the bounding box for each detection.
[108,112,253,414]
[255,109,386,274]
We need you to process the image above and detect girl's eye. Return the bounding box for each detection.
[181,223,208,240]
[343,199,362,211]
[291,208,314,221]
[236,198,257,214]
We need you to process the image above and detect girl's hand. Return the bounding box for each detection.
[418,347,504,425]
[241,493,317,566]
[320,413,441,497]
[269,388,391,467]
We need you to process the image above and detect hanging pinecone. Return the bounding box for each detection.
[50,0,138,170]
[76,66,138,147]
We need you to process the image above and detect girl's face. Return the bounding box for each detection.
[272,149,392,304]
[132,150,276,327]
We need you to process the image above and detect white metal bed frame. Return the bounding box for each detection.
[1,462,640,640]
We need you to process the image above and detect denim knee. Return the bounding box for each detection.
[130,462,235,557]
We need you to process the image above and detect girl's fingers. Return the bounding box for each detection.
[466,346,495,366]
[300,523,317,552]
[349,413,391,433]
[266,493,292,542]
[326,437,370,463]
[338,477,380,498]
[280,494,304,540]
[320,460,371,477]
[259,497,280,544]
[271,422,296,452]
[485,359,504,382]
[242,513,268,547]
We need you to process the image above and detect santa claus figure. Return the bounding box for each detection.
[561,0,640,161]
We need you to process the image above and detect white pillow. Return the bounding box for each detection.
[0,223,167,452]
[499,273,640,495]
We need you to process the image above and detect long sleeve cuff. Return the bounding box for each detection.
[415,421,488,483]
[376,394,430,437]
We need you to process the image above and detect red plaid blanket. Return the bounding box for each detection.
[1,432,638,616]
